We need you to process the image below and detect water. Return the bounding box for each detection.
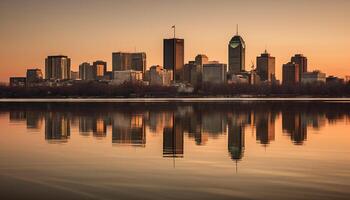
[0,102,349,200]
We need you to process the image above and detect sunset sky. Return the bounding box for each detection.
[0,0,349,82]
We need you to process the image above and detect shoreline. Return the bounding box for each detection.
[1,97,350,103]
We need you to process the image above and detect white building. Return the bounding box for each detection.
[145,65,173,86]
[301,70,326,84]
[112,70,143,85]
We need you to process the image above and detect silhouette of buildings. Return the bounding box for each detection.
[256,50,275,82]
[282,62,300,85]
[163,38,184,82]
[45,55,71,80]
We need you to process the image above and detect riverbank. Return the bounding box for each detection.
[1,97,350,103]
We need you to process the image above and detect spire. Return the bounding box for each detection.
[236,24,239,35]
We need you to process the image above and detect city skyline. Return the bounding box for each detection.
[0,0,349,82]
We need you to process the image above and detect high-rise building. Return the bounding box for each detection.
[26,68,43,85]
[45,55,71,80]
[282,62,300,85]
[163,38,184,82]
[291,54,308,79]
[256,50,275,82]
[93,60,107,78]
[79,62,95,80]
[228,29,245,74]
[112,52,146,73]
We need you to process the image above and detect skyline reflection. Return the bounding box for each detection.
[3,102,350,162]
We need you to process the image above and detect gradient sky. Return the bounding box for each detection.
[0,0,349,82]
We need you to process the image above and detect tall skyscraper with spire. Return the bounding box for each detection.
[228,25,246,74]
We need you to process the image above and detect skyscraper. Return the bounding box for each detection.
[112,52,146,73]
[45,55,71,80]
[228,28,245,74]
[282,62,300,85]
[291,54,308,79]
[163,38,184,82]
[256,50,276,82]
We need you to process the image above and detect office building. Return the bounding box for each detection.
[70,71,79,80]
[256,50,275,82]
[228,30,245,74]
[163,38,184,82]
[145,65,173,86]
[79,62,95,80]
[45,55,71,80]
[26,69,43,86]
[112,70,143,85]
[202,62,227,84]
[9,77,26,87]
[282,62,299,85]
[291,54,308,79]
[112,52,146,73]
[93,60,107,79]
[301,71,326,84]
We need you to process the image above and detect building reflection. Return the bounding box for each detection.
[112,113,146,147]
[26,111,43,129]
[163,113,184,158]
[227,112,250,162]
[255,112,276,145]
[45,112,70,143]
[93,118,107,138]
[282,112,307,145]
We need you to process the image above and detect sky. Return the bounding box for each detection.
[0,0,349,82]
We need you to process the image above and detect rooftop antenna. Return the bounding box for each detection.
[172,25,176,38]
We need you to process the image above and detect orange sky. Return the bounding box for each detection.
[0,0,349,82]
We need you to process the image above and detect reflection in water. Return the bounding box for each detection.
[45,112,70,143]
[3,102,350,161]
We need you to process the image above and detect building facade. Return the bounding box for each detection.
[93,60,107,79]
[45,55,71,80]
[282,62,300,85]
[9,77,26,87]
[26,69,43,85]
[291,54,308,79]
[301,71,326,84]
[112,70,143,85]
[163,38,184,82]
[112,52,146,73]
[79,62,95,80]
[145,65,173,86]
[257,50,275,82]
[202,62,227,84]
[228,34,245,74]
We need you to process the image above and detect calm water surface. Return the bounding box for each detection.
[0,102,349,200]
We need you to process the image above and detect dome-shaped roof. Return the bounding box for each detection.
[229,35,246,49]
